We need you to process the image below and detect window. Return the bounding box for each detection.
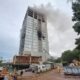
[28,9,33,17]
[34,12,37,19]
[42,17,45,22]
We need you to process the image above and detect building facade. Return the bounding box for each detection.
[13,55,42,64]
[19,7,49,62]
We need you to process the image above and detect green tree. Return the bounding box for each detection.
[72,49,80,60]
[0,57,3,63]
[61,50,74,63]
[72,0,80,49]
[54,57,61,63]
[0,57,3,66]
[61,49,80,63]
[61,0,80,64]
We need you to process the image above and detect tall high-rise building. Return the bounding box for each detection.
[19,7,49,62]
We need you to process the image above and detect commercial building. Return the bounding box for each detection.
[18,7,49,63]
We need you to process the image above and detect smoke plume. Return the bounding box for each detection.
[33,3,73,32]
[32,3,77,57]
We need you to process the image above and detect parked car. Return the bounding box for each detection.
[45,64,51,70]
[32,66,38,73]
[31,64,47,73]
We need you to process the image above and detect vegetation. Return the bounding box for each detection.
[54,57,61,63]
[0,57,3,63]
[61,50,80,63]
[0,57,3,66]
[72,0,80,50]
[59,0,80,64]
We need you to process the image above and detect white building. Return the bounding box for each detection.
[19,7,49,62]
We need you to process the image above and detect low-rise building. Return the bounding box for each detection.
[13,55,42,64]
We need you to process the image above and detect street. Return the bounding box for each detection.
[18,70,80,80]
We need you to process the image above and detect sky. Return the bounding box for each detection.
[0,0,77,61]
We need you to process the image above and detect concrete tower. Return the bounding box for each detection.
[19,7,49,62]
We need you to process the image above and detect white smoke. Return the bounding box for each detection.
[33,3,73,33]
[32,3,77,57]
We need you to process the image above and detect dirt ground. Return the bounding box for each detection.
[17,70,80,80]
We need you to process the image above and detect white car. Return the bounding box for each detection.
[31,64,47,73]
[37,64,46,72]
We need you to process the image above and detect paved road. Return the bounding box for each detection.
[18,70,80,80]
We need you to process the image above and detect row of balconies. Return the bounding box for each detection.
[13,55,42,64]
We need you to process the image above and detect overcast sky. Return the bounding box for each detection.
[0,0,77,60]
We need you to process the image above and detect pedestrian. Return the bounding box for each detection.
[3,75,8,80]
[57,66,61,73]
[13,75,17,80]
[20,70,23,76]
[20,70,23,80]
